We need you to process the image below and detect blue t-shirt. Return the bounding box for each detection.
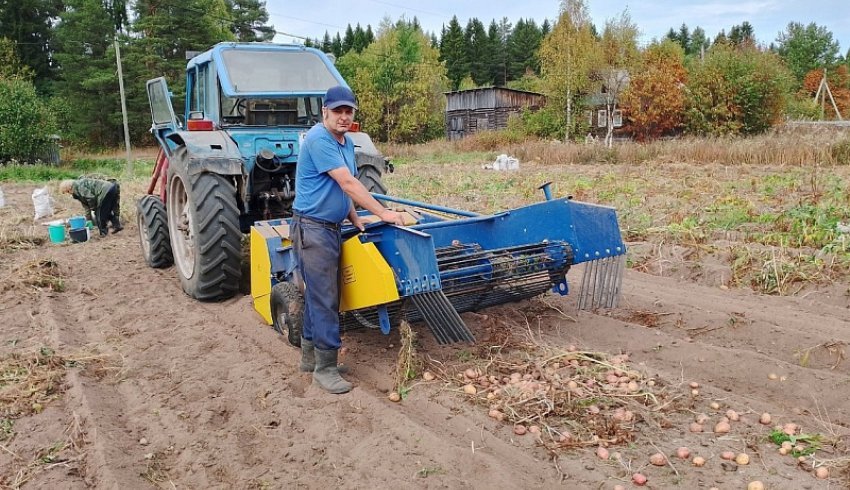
[293,123,358,224]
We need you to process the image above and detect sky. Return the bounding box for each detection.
[265,0,850,54]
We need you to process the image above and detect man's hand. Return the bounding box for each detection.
[379,209,405,226]
[350,213,366,231]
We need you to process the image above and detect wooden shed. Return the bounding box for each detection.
[445,87,546,140]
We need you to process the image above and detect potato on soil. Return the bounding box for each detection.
[632,473,647,486]
[649,453,666,466]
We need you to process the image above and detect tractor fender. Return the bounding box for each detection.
[166,130,245,177]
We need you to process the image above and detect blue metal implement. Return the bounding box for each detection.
[254,192,626,344]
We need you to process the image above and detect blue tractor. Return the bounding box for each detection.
[137,43,390,301]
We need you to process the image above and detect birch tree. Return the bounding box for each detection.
[539,0,599,141]
[598,11,639,146]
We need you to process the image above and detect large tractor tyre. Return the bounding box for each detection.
[136,195,173,268]
[270,282,303,347]
[356,164,387,195]
[166,163,242,301]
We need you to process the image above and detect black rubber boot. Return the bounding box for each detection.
[300,337,315,372]
[313,348,352,394]
[300,338,348,373]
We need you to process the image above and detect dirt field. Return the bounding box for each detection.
[1,169,848,489]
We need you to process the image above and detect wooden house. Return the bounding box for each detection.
[444,87,546,140]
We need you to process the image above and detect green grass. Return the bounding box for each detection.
[0,158,155,182]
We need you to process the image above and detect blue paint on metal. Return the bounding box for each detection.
[538,182,553,201]
[371,194,480,217]
[367,226,442,296]
[378,306,391,334]
[407,198,625,265]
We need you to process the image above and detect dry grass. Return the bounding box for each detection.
[0,348,66,419]
[394,320,422,399]
[2,412,88,489]
[0,258,66,294]
[383,125,850,167]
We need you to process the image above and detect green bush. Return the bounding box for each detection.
[685,43,792,136]
[0,78,59,163]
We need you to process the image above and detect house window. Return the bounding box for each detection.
[613,109,623,127]
[597,109,624,128]
[597,110,607,128]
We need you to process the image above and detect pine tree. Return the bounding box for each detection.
[439,16,467,90]
[465,18,492,86]
[53,0,122,147]
[123,0,236,142]
[508,19,543,80]
[321,32,332,52]
[342,24,355,53]
[729,21,754,46]
[332,33,343,58]
[488,20,507,86]
[0,0,64,92]
[365,25,375,45]
[226,0,275,41]
[352,23,367,53]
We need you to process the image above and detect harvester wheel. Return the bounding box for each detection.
[136,195,173,268]
[356,164,387,195]
[270,282,303,347]
[166,161,242,301]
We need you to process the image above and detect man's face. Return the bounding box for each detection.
[322,106,355,136]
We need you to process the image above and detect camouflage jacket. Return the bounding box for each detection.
[71,178,114,214]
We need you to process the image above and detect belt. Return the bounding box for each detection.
[293,213,341,230]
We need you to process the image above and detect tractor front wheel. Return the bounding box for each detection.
[270,282,303,347]
[136,194,173,268]
[166,162,242,301]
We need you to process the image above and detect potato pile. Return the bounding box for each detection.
[436,346,671,447]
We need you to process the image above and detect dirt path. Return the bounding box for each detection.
[1,183,848,489]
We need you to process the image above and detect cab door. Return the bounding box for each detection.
[146,77,180,156]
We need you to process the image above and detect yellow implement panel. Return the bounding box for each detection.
[250,224,290,325]
[339,236,399,311]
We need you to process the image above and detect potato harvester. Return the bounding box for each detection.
[251,185,626,346]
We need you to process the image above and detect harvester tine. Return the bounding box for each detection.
[610,254,625,308]
[411,291,475,344]
[578,259,592,310]
[578,255,625,312]
[597,256,614,309]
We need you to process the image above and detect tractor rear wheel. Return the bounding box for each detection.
[271,282,303,347]
[136,195,172,268]
[166,162,242,301]
[356,164,387,195]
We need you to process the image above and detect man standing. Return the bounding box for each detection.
[59,177,123,236]
[293,85,404,394]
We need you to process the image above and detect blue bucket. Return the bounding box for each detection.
[68,215,86,230]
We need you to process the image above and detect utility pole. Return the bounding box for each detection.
[115,38,133,176]
[812,68,843,121]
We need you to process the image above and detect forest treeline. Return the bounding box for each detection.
[1,0,849,161]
